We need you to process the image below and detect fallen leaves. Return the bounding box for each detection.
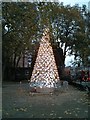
[14,107,27,112]
[75,108,80,110]
[29,105,32,108]
[49,112,57,117]
[80,98,83,101]
[77,100,81,103]
[42,113,45,116]
[50,113,54,116]
[75,113,78,117]
[64,110,72,115]
[85,110,88,113]
[6,112,9,115]
[20,108,27,112]
[58,117,62,119]
[51,103,54,106]
[73,98,77,101]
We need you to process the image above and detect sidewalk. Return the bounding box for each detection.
[71,81,90,91]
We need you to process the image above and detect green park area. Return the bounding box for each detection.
[1,1,90,119]
[2,82,90,118]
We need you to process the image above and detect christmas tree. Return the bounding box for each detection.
[30,28,60,88]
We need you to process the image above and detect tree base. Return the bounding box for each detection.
[30,86,56,93]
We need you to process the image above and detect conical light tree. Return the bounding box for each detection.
[30,28,60,88]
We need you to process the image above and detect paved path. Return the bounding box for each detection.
[73,81,90,87]
[2,82,90,119]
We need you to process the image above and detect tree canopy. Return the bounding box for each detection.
[2,2,90,80]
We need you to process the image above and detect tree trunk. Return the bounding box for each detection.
[13,53,17,68]
[23,53,25,68]
[2,64,6,81]
[16,55,21,67]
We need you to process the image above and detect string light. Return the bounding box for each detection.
[30,28,60,88]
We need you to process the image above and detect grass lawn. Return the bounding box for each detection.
[2,81,90,118]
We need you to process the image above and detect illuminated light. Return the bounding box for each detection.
[30,28,60,88]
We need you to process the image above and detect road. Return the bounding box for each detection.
[2,81,90,119]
